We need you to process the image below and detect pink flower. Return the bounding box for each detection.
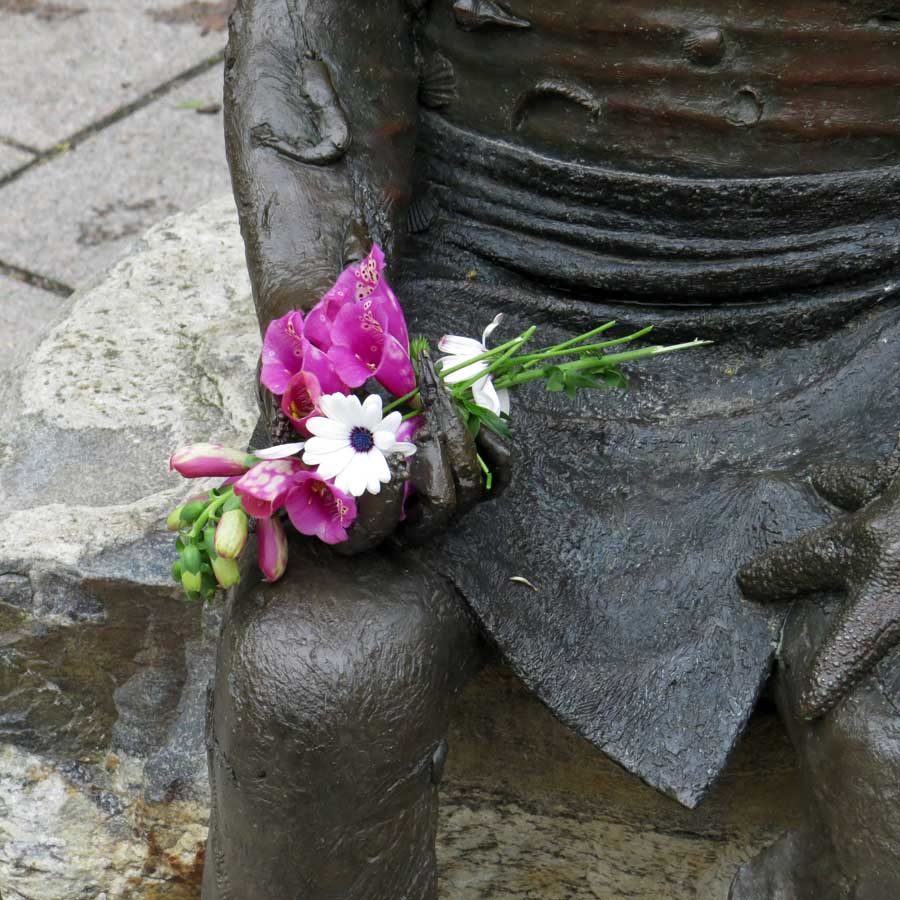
[170,443,256,478]
[327,298,416,397]
[257,516,288,582]
[279,342,349,435]
[233,458,304,518]
[305,246,388,350]
[284,471,357,545]
[281,371,325,435]
[260,310,306,394]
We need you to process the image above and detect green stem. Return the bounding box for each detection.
[476,452,493,491]
[190,487,233,539]
[520,320,620,367]
[513,326,654,368]
[383,387,420,414]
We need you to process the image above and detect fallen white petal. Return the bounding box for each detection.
[253,442,306,459]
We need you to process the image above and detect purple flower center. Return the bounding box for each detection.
[349,426,375,453]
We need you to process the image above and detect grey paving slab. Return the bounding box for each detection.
[0,275,68,375]
[0,0,227,150]
[0,64,231,288]
[0,143,33,179]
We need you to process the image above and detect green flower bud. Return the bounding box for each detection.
[181,569,203,593]
[182,543,202,574]
[171,560,184,583]
[166,506,185,531]
[214,509,249,560]
[212,555,241,588]
[203,525,217,560]
[179,500,207,525]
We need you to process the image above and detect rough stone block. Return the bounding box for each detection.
[0,196,256,898]
[0,64,231,288]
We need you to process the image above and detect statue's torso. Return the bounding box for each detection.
[418,0,900,176]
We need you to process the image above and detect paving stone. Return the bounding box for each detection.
[0,276,68,375]
[0,143,33,179]
[0,64,231,289]
[0,0,227,150]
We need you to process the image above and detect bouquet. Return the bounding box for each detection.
[167,246,707,602]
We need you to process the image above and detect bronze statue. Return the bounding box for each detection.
[203,2,900,897]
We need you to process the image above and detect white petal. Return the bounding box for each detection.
[253,441,305,459]
[471,375,502,415]
[336,455,370,497]
[393,441,417,457]
[361,393,384,430]
[481,313,503,346]
[306,417,350,440]
[311,445,356,480]
[321,392,361,426]
[303,436,350,458]
[378,410,402,434]
[496,387,511,416]
[318,393,344,422]
[373,430,397,452]
[437,335,483,356]
[438,357,487,384]
[368,448,391,488]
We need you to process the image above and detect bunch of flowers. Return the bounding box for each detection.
[168,246,707,601]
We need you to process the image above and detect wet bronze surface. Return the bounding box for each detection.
[206,1,900,896]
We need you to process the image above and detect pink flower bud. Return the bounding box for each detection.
[257,516,288,582]
[169,443,255,478]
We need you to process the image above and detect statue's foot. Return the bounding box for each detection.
[729,829,846,900]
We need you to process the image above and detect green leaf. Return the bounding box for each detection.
[601,369,629,391]
[170,560,184,583]
[545,367,566,392]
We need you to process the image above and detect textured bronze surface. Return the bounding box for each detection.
[207,0,900,895]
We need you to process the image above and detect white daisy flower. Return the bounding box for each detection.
[437,313,511,417]
[302,393,416,497]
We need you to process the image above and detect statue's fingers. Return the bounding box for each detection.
[737,519,853,602]
[417,351,482,513]
[400,420,457,544]
[811,435,900,512]
[334,458,406,555]
[799,568,900,719]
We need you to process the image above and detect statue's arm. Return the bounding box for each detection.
[224,0,419,330]
[739,439,900,718]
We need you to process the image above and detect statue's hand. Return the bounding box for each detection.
[335,353,512,554]
[738,438,900,719]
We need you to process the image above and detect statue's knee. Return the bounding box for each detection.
[211,545,478,796]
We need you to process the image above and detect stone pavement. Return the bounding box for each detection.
[0,0,234,372]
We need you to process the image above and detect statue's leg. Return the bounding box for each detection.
[730,601,900,900]
[201,540,483,900]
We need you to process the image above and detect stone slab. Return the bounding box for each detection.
[0,276,67,374]
[0,143,32,179]
[0,64,231,289]
[0,0,227,150]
